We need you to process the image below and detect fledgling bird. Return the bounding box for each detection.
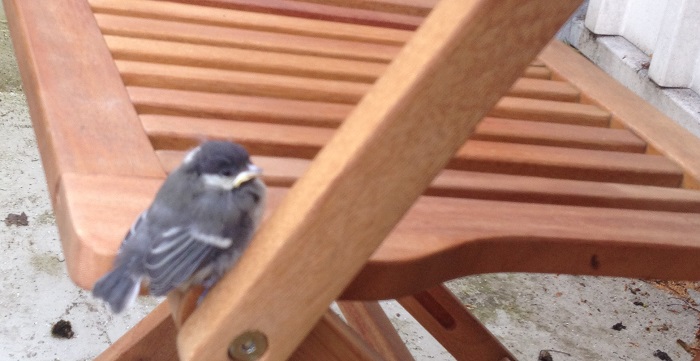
[93,141,266,313]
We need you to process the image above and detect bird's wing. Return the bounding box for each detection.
[145,226,232,296]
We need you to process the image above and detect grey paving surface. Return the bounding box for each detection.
[1,10,699,361]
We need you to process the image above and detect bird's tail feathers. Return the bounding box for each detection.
[92,264,142,314]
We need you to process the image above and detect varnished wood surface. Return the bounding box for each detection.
[3,0,164,202]
[94,302,178,361]
[59,174,700,296]
[398,285,515,360]
[541,41,700,189]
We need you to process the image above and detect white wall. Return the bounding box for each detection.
[586,0,700,94]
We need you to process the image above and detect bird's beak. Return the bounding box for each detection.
[232,164,262,188]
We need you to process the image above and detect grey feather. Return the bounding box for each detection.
[92,141,266,313]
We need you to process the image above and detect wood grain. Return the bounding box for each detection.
[176,0,582,359]
[540,41,700,189]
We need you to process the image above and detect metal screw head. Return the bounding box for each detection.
[228,330,268,361]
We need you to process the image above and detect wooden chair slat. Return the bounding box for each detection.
[522,65,551,79]
[129,86,351,128]
[473,117,646,152]
[162,0,424,30]
[89,0,412,45]
[455,140,682,186]
[142,115,332,158]
[509,77,579,102]
[290,0,436,17]
[490,96,611,127]
[96,13,399,62]
[156,151,700,213]
[3,0,164,200]
[105,35,383,82]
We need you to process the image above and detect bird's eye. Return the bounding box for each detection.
[219,169,233,177]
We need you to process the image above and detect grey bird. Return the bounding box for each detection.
[92,141,266,313]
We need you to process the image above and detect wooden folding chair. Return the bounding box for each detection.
[6,0,700,360]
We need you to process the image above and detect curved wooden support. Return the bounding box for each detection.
[398,285,515,361]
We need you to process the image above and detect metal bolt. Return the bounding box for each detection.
[228,330,268,361]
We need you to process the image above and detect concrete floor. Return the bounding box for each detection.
[1,10,700,361]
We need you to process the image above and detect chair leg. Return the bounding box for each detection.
[94,302,178,361]
[398,284,517,361]
[290,310,384,361]
[338,301,415,361]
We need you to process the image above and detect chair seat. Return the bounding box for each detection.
[9,0,700,296]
